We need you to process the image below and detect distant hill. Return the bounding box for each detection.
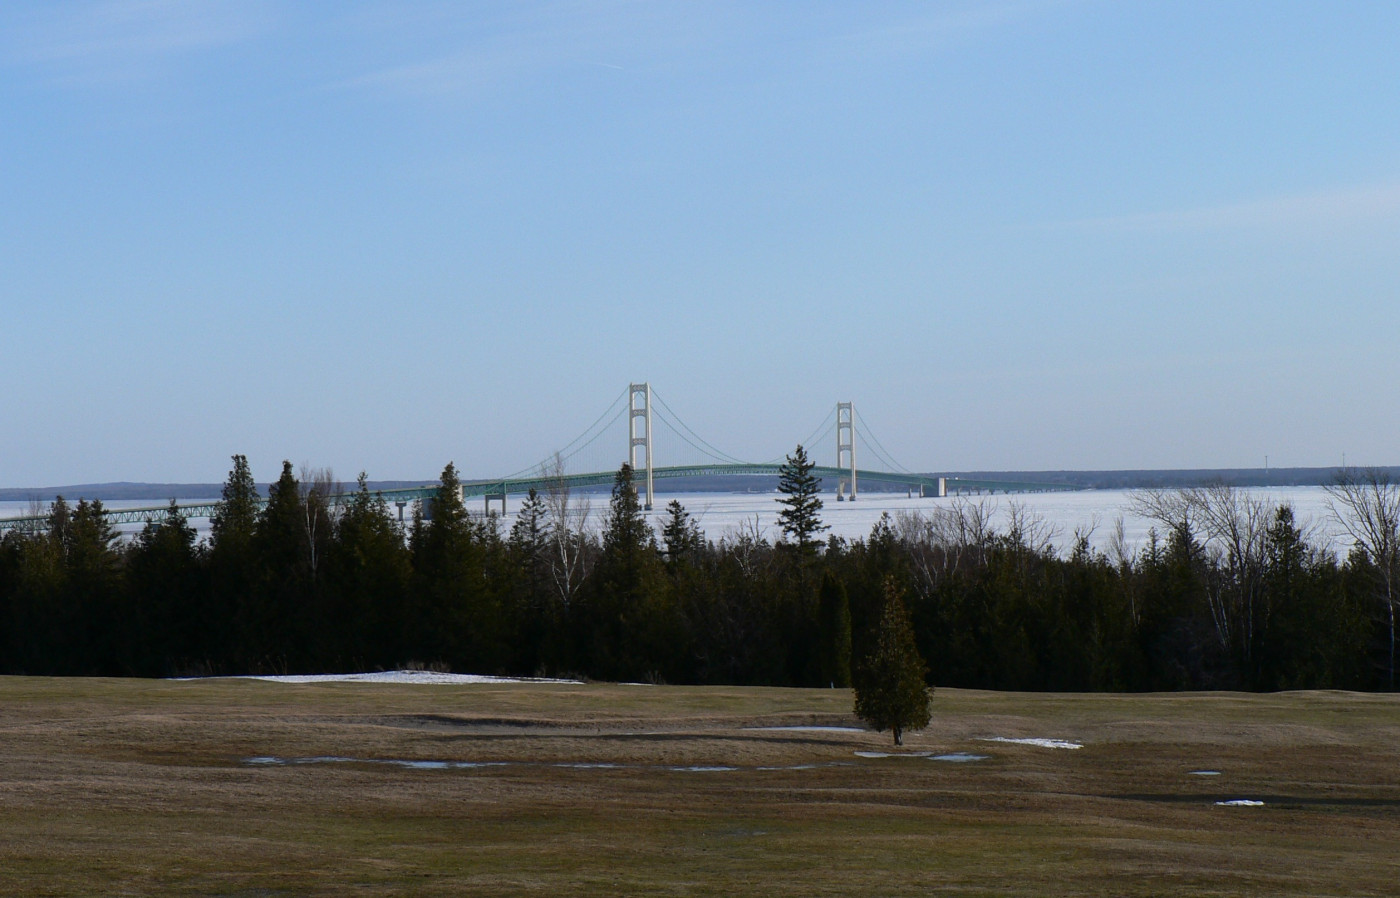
[937,467,1396,490]
[3,467,1393,502]
[0,480,434,502]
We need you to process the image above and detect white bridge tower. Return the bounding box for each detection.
[629,382,655,511]
[836,401,856,501]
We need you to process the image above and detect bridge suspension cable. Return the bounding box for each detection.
[759,405,838,465]
[500,385,629,480]
[649,389,751,466]
[854,410,915,475]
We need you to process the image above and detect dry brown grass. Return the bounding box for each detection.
[1,677,1398,896]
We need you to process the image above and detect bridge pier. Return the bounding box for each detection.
[485,492,506,516]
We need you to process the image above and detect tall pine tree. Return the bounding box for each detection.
[777,444,827,554]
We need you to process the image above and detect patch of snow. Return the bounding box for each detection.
[746,726,865,733]
[1216,799,1264,806]
[931,753,989,763]
[211,670,583,685]
[977,736,1083,750]
[1189,770,1222,776]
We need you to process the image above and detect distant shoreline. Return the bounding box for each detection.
[2,466,1393,502]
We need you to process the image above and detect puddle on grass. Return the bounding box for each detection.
[393,760,509,770]
[854,750,932,759]
[555,762,622,770]
[244,756,849,774]
[931,753,989,763]
[671,765,739,772]
[1189,770,1223,776]
[757,764,821,770]
[248,756,512,770]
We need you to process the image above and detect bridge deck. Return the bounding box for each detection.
[0,466,1078,532]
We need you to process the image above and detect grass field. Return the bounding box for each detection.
[1,676,1398,896]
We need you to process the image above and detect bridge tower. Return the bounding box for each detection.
[836,401,856,501]
[629,382,655,511]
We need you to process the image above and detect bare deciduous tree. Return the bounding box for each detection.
[1326,467,1400,687]
[542,453,592,606]
[720,514,768,580]
[298,465,343,577]
[1005,500,1061,556]
[1133,484,1272,675]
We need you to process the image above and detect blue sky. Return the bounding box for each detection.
[4,1,1399,486]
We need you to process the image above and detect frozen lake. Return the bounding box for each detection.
[617,486,1351,556]
[0,485,1354,557]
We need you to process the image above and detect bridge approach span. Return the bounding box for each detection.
[0,467,1076,533]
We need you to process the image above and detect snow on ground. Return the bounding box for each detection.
[1216,799,1265,806]
[226,670,583,685]
[977,736,1083,750]
[746,726,865,733]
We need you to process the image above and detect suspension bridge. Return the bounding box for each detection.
[0,383,1075,532]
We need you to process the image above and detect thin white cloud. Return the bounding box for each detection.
[3,0,272,85]
[841,0,1085,57]
[335,0,1083,103]
[1068,180,1400,233]
[335,0,688,100]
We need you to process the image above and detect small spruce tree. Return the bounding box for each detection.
[776,444,827,554]
[661,499,702,564]
[854,576,931,745]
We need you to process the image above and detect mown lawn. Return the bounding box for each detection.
[0,677,1397,895]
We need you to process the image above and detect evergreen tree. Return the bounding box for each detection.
[407,463,499,670]
[585,464,672,681]
[126,501,202,675]
[64,499,124,674]
[208,455,259,671]
[245,461,310,670]
[661,499,703,565]
[509,489,550,562]
[854,576,931,745]
[6,500,69,673]
[777,444,827,554]
[326,474,410,669]
[210,455,259,550]
[0,530,22,672]
[818,571,852,687]
[504,488,555,674]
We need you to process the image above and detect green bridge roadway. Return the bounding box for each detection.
[0,465,1077,533]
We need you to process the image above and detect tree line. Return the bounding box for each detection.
[1,451,1397,692]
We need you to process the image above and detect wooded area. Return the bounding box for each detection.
[2,455,1396,693]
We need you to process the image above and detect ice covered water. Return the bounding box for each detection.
[1,485,1353,557]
